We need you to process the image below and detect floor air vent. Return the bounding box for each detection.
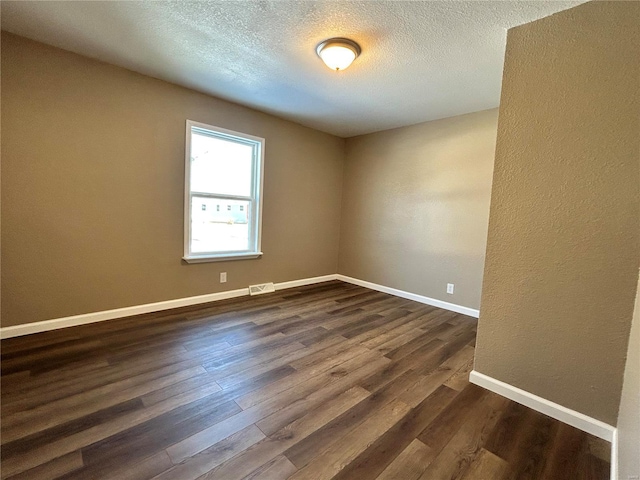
[249,282,275,296]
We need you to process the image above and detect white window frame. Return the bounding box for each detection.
[183,120,264,263]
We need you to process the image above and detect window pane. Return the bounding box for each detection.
[191,197,251,253]
[190,131,253,197]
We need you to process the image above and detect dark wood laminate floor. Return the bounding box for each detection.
[1,280,610,480]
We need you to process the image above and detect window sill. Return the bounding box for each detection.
[183,252,263,264]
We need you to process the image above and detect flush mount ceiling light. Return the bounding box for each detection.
[316,38,361,71]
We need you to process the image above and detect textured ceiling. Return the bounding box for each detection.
[1,1,584,137]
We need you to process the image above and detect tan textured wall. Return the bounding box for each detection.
[475,1,640,425]
[618,272,640,479]
[1,32,345,327]
[339,109,498,310]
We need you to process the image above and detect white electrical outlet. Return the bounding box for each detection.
[446,283,454,294]
[220,272,227,283]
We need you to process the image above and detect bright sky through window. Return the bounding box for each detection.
[190,133,253,197]
[183,121,264,263]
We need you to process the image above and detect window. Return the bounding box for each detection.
[183,120,264,263]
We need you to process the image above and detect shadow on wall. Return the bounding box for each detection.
[339,108,499,311]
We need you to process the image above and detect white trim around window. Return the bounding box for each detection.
[183,120,265,263]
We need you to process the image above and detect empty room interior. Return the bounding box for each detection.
[1,1,639,479]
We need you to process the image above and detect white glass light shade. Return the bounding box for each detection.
[316,38,361,71]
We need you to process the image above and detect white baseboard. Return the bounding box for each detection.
[0,274,478,339]
[1,273,476,339]
[469,370,616,442]
[274,274,338,290]
[610,429,618,480]
[336,275,480,318]
[470,370,618,480]
[0,274,339,339]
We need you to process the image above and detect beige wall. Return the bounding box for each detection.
[475,1,640,425]
[339,109,498,310]
[0,32,345,327]
[618,272,640,479]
